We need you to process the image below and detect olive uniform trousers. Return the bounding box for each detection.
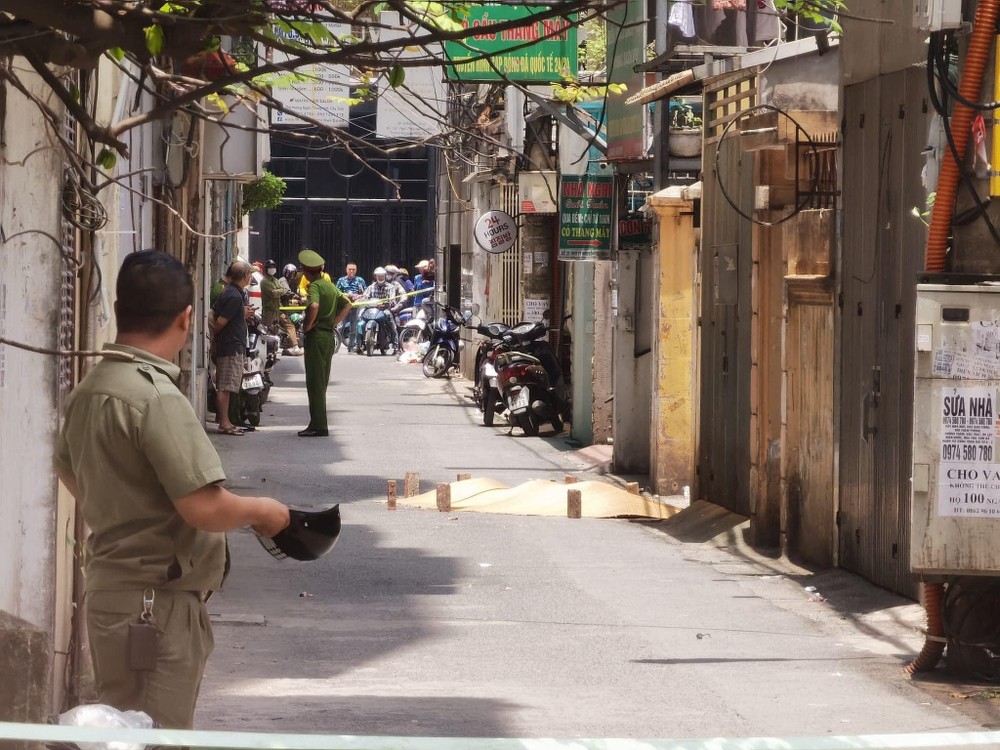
[304,328,335,431]
[86,588,213,729]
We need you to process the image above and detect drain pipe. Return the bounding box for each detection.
[905,582,946,674]
[924,0,1000,272]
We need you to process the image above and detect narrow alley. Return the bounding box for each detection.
[197,350,982,737]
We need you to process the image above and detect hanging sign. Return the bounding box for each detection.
[474,210,517,254]
[559,175,613,261]
[443,5,578,82]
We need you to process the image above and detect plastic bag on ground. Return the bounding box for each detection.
[57,704,154,750]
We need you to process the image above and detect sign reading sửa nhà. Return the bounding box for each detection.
[444,6,577,82]
[558,175,613,261]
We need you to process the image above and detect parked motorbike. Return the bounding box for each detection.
[359,304,396,356]
[240,318,271,426]
[494,321,567,436]
[472,321,512,426]
[399,298,435,348]
[422,302,466,378]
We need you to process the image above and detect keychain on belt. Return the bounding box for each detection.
[127,589,159,671]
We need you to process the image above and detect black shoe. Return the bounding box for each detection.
[297,427,329,437]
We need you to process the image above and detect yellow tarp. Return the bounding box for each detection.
[399,478,681,519]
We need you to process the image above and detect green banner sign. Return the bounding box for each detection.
[444,6,578,82]
[559,175,614,261]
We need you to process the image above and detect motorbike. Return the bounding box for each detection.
[494,321,567,436]
[472,321,512,426]
[239,318,272,427]
[422,302,466,378]
[359,303,396,356]
[399,298,435,348]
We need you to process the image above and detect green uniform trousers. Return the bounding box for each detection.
[86,589,213,729]
[304,328,335,430]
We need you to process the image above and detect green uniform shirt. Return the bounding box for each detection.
[307,276,350,331]
[55,344,228,593]
[260,274,283,314]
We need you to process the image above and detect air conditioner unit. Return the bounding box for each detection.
[518,171,557,214]
[914,0,961,31]
[202,98,268,181]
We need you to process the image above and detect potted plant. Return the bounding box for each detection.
[668,98,703,158]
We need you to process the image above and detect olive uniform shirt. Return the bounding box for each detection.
[307,276,350,330]
[55,344,228,593]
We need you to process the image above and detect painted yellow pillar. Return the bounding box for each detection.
[646,184,699,499]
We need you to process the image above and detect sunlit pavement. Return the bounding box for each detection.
[197,350,984,737]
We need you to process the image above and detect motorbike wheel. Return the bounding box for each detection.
[422,345,452,378]
[551,415,564,433]
[483,387,498,426]
[365,329,376,357]
[246,411,261,427]
[332,328,343,355]
[517,411,540,437]
[399,328,421,348]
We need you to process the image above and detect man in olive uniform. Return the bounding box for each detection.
[54,250,290,729]
[298,248,351,437]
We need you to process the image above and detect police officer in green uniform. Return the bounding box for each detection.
[54,250,290,729]
[298,248,351,437]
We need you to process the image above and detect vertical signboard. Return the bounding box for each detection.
[269,23,352,127]
[605,0,646,160]
[443,5,577,82]
[377,12,447,139]
[559,175,613,261]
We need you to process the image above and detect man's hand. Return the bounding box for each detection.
[252,498,292,538]
[243,306,255,322]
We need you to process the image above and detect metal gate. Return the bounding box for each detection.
[838,69,925,597]
[266,202,428,277]
[698,131,755,516]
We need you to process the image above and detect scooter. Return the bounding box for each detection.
[422,302,466,378]
[494,321,567,436]
[240,319,269,427]
[399,298,435,348]
[359,303,396,356]
[472,321,511,426]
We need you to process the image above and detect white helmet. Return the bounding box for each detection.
[385,264,399,275]
[374,266,386,279]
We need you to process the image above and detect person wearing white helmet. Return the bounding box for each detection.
[362,266,406,352]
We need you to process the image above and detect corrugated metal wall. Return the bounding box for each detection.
[699,132,755,516]
[487,183,524,325]
[839,68,925,598]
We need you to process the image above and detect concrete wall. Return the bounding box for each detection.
[0,69,65,719]
[761,48,840,110]
[570,262,595,445]
[612,249,652,473]
[840,0,925,84]
[592,261,614,444]
[647,189,698,498]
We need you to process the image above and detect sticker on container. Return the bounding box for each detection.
[938,385,1000,517]
[932,322,1000,379]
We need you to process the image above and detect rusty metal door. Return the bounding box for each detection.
[698,134,754,515]
[839,69,925,597]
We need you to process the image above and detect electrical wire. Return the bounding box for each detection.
[712,103,820,227]
[926,30,1000,248]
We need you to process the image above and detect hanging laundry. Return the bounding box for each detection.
[712,0,746,9]
[754,0,780,42]
[669,0,696,39]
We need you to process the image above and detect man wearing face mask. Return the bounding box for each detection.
[259,259,283,327]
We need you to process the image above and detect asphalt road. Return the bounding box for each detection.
[197,348,986,738]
